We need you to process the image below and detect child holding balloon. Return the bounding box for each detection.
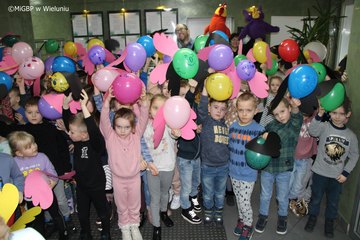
[229,92,265,239]
[100,86,149,240]
[198,84,230,227]
[142,94,181,240]
[255,97,302,235]
[305,98,359,238]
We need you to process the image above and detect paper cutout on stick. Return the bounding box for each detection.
[11,206,42,231]
[24,170,53,209]
[0,183,19,223]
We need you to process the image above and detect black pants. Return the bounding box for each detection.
[27,191,66,236]
[76,186,110,235]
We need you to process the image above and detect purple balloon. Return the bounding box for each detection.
[38,97,62,120]
[44,56,55,73]
[236,60,256,81]
[124,43,146,72]
[88,45,106,65]
[208,44,233,71]
[163,55,172,63]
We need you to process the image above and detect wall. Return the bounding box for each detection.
[0,0,34,46]
[29,0,325,42]
[339,0,360,226]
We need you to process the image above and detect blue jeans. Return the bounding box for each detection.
[178,157,201,209]
[289,159,312,200]
[309,173,342,219]
[260,171,291,217]
[201,163,229,210]
[141,173,151,207]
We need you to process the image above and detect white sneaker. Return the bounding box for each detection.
[130,224,143,240]
[170,194,180,210]
[168,188,174,203]
[121,225,132,240]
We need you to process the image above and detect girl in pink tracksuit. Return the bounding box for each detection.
[100,86,148,240]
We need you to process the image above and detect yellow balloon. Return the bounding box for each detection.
[87,38,105,50]
[206,73,233,101]
[253,41,268,63]
[303,49,310,60]
[50,72,69,92]
[64,41,77,56]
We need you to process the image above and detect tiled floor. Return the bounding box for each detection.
[223,181,351,240]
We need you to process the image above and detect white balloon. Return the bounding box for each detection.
[10,228,45,240]
[304,41,327,61]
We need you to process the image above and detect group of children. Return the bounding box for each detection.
[1,39,359,240]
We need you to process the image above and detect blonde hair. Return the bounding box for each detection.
[68,112,88,132]
[236,92,258,108]
[7,131,35,156]
[150,94,167,109]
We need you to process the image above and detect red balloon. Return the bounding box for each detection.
[278,39,300,62]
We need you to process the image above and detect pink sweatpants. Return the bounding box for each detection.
[113,174,141,227]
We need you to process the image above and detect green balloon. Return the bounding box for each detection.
[45,39,59,53]
[320,83,345,112]
[194,35,208,53]
[234,54,247,66]
[311,62,326,83]
[245,149,271,170]
[265,59,279,76]
[2,35,19,47]
[173,48,199,79]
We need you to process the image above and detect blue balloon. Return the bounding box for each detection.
[0,72,13,91]
[288,65,318,98]
[52,56,76,73]
[137,35,156,57]
[209,30,229,45]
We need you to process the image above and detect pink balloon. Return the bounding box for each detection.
[92,69,119,92]
[11,42,33,64]
[163,96,191,129]
[112,72,143,104]
[18,56,44,79]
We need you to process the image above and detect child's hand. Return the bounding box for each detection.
[196,124,202,134]
[63,93,73,109]
[289,98,301,108]
[262,132,269,139]
[140,86,149,107]
[14,113,25,125]
[336,174,347,183]
[80,89,89,107]
[18,192,23,204]
[140,157,147,171]
[55,119,67,132]
[260,63,267,73]
[171,128,181,138]
[318,104,325,117]
[147,162,159,176]
[49,179,57,189]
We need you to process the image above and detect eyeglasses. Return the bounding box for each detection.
[175,28,186,33]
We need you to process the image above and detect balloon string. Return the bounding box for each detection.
[36,41,46,56]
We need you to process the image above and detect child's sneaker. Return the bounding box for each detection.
[233,219,245,236]
[276,216,288,235]
[324,218,334,238]
[254,214,268,233]
[190,195,202,212]
[295,199,308,217]
[239,225,254,240]
[214,208,224,228]
[204,208,213,226]
[181,207,202,224]
[170,194,180,210]
[305,215,317,232]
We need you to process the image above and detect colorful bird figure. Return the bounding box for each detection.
[204,3,231,38]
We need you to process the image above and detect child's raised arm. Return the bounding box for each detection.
[198,82,209,124]
[135,86,149,136]
[100,86,115,139]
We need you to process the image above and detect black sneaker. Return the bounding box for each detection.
[65,217,77,232]
[190,196,201,212]
[254,214,268,233]
[181,207,202,224]
[305,215,317,232]
[325,218,334,238]
[215,216,223,228]
[276,216,288,235]
[160,211,174,227]
[204,209,213,226]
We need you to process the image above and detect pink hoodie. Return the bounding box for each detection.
[100,103,148,178]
